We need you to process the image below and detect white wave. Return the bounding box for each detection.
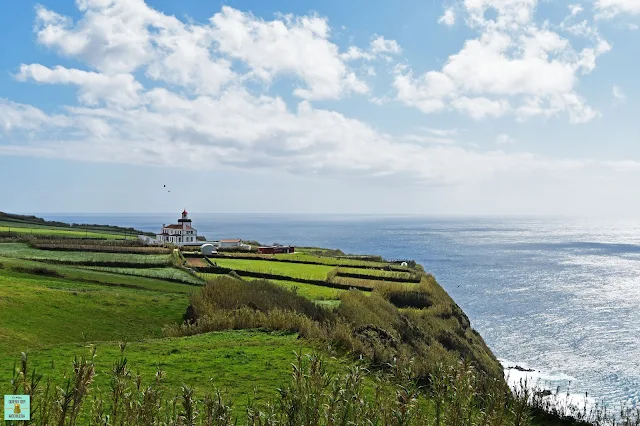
[500,359,597,413]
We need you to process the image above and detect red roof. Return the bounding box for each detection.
[182,209,188,215]
[164,224,194,230]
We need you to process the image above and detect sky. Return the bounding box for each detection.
[0,0,639,216]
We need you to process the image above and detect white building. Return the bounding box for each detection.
[218,239,252,250]
[156,210,199,246]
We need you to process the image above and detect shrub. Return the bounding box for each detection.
[186,276,333,324]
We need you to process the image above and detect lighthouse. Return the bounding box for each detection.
[155,210,198,246]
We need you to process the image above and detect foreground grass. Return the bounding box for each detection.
[3,341,609,426]
[0,330,328,418]
[0,265,189,356]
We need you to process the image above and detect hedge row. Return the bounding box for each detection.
[28,243,171,255]
[333,271,422,284]
[193,266,372,292]
[182,252,205,258]
[29,259,171,268]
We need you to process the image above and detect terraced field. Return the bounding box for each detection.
[211,257,334,280]
[336,266,417,280]
[80,266,204,285]
[185,257,210,268]
[276,252,389,267]
[0,243,170,266]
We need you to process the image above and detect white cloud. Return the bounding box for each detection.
[423,128,458,137]
[496,134,515,144]
[451,97,511,120]
[32,1,376,101]
[613,85,627,104]
[34,0,165,74]
[1,0,636,191]
[0,99,72,133]
[340,35,402,63]
[16,64,143,108]
[438,9,456,26]
[595,0,640,18]
[394,0,610,122]
[569,4,584,16]
[370,36,401,55]
[210,6,368,99]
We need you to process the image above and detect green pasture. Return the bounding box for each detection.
[211,258,334,280]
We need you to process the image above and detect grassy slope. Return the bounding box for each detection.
[0,212,152,237]
[0,232,590,425]
[0,262,189,356]
[0,220,128,240]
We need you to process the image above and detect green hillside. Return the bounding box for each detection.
[0,216,623,425]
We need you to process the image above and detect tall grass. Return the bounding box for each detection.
[5,348,635,425]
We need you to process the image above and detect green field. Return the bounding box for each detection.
[0,257,195,294]
[0,262,189,355]
[0,243,170,265]
[211,257,335,280]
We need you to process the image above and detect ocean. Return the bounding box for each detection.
[40,213,640,408]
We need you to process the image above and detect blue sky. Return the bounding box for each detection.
[1,0,639,216]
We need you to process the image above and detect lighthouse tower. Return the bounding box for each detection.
[178,209,192,230]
